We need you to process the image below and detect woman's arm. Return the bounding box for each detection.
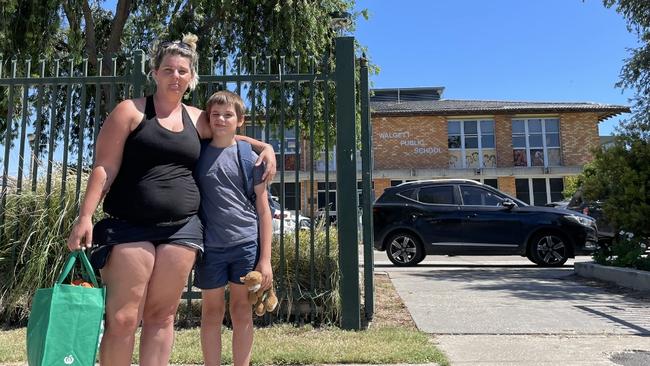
[66,100,138,251]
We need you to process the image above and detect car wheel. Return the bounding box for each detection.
[386,232,424,266]
[528,232,569,267]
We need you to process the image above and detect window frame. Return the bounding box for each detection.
[448,119,496,169]
[514,177,565,206]
[512,117,561,167]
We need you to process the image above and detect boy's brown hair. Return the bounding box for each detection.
[205,90,245,120]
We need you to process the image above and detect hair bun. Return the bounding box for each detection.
[182,33,198,51]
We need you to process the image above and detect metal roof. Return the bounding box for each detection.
[370,99,630,122]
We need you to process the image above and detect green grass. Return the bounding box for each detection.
[173,325,446,365]
[0,327,25,363]
[0,325,446,365]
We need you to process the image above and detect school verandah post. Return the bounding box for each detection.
[0,36,374,330]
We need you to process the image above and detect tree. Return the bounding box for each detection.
[602,0,650,139]
[2,1,363,78]
[1,1,370,162]
[582,137,650,237]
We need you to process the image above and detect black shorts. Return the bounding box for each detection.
[89,215,203,269]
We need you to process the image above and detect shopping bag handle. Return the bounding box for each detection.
[56,250,99,287]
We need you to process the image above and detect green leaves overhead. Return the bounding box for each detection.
[602,0,650,139]
[1,0,362,75]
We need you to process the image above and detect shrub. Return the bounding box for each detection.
[178,226,341,327]
[1,169,342,326]
[583,136,650,270]
[0,170,89,326]
[271,227,340,324]
[593,231,650,271]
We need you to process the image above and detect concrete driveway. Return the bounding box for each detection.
[373,252,650,366]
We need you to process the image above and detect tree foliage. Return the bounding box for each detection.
[1,1,371,162]
[2,1,364,77]
[602,0,650,138]
[582,137,650,237]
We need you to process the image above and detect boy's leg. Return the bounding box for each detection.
[229,283,254,366]
[201,287,227,366]
[195,246,229,366]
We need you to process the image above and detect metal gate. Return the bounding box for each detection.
[0,36,373,329]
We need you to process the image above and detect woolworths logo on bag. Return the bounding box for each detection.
[63,355,75,364]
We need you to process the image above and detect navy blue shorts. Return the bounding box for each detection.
[193,240,258,290]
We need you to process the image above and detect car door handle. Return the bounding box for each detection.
[466,213,478,218]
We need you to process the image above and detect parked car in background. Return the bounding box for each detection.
[565,188,614,241]
[373,179,598,267]
[270,198,311,234]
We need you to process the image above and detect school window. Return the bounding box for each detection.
[317,182,337,211]
[481,179,498,189]
[357,181,375,206]
[244,125,264,140]
[512,118,561,167]
[448,120,496,169]
[264,127,297,171]
[270,182,300,210]
[515,177,565,206]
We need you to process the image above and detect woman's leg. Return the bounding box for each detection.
[99,242,156,366]
[201,287,226,366]
[139,243,197,366]
[229,283,254,366]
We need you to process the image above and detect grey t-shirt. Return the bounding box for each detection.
[196,143,265,247]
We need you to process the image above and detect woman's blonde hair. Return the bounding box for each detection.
[149,33,200,90]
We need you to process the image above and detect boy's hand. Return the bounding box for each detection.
[255,259,273,291]
[256,144,276,182]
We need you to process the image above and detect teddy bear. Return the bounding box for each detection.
[240,271,278,317]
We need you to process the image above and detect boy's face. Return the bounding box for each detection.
[208,103,244,138]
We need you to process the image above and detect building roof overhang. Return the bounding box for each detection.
[370,99,630,122]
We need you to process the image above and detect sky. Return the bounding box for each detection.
[352,0,640,136]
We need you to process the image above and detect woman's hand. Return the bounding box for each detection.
[256,143,277,182]
[66,216,93,251]
[255,259,273,291]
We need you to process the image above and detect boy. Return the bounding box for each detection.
[194,90,273,366]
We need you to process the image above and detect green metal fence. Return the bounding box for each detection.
[0,36,372,329]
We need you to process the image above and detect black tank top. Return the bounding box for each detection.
[103,95,201,224]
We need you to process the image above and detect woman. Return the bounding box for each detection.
[66,33,276,365]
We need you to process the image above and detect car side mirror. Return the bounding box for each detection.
[501,200,516,210]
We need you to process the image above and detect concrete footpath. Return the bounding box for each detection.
[379,254,650,366]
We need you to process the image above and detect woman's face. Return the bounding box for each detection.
[153,54,193,95]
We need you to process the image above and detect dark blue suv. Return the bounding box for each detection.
[373,179,598,267]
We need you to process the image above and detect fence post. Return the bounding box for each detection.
[359,54,374,321]
[130,50,147,97]
[335,36,360,330]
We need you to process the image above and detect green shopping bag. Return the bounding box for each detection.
[26,250,105,366]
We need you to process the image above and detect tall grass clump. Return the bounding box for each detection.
[0,169,92,326]
[177,225,341,327]
[270,226,340,324]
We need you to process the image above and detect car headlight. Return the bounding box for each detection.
[563,214,595,227]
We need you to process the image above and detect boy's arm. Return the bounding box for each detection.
[254,183,273,291]
[235,135,276,182]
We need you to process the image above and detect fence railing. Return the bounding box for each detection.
[0,36,372,329]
